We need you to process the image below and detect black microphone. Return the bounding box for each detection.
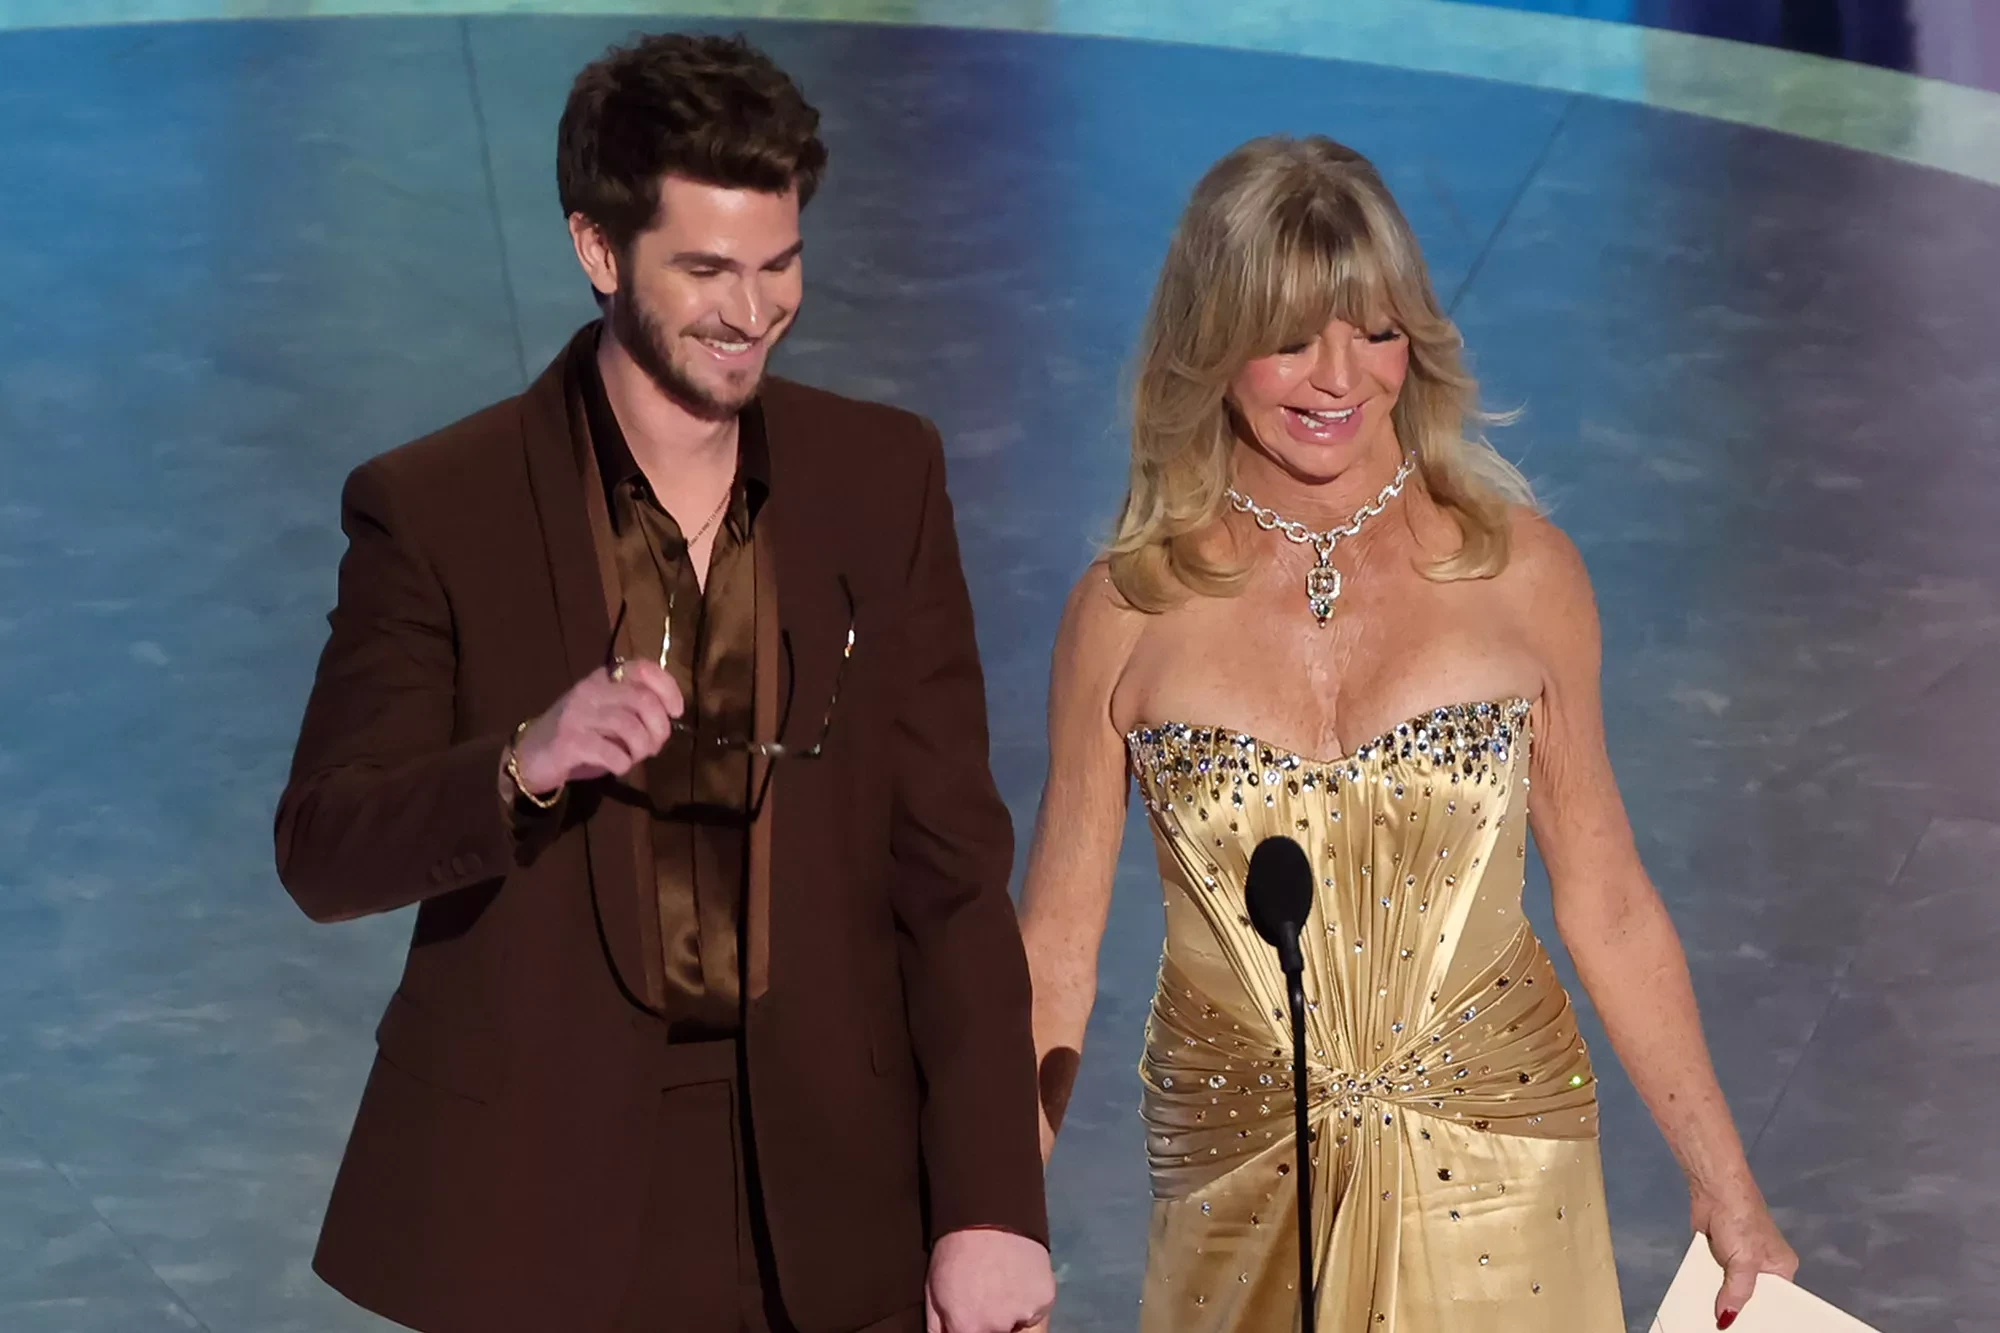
[1245,834,1318,1333]
[1246,835,1314,973]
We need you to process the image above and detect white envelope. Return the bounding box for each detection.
[1651,1235,1881,1333]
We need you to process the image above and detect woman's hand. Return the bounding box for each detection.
[1692,1182,1797,1328]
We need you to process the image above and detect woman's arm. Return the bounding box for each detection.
[1516,519,1796,1329]
[1018,565,1142,1160]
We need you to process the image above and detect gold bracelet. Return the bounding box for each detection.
[505,720,563,810]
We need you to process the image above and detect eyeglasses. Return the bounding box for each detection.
[586,575,853,1023]
[606,575,854,819]
[714,574,854,817]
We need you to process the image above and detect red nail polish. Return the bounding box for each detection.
[1717,1312,1737,1330]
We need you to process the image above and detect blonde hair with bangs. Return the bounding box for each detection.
[1107,135,1535,612]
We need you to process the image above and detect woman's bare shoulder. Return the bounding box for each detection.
[1501,506,1592,597]
[1054,559,1149,687]
[1497,506,1601,659]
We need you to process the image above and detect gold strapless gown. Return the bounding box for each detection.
[1127,699,1623,1332]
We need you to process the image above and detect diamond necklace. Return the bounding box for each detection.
[1227,455,1416,626]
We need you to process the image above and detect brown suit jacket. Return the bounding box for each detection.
[275,328,1047,1333]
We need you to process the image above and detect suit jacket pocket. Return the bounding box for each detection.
[374,987,506,1104]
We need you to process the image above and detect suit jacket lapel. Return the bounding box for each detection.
[748,383,837,1009]
[520,329,611,691]
[747,525,778,1002]
[518,327,657,1015]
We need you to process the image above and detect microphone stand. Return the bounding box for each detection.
[1246,834,1320,1332]
[1285,962,1316,1333]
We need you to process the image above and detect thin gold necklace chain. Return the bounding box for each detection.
[684,484,731,549]
[656,483,733,669]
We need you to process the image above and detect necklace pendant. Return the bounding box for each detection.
[1306,563,1341,626]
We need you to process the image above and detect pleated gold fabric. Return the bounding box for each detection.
[1127,698,1624,1332]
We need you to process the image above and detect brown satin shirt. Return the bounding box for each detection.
[577,338,769,1040]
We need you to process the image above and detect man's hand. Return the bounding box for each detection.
[925,1229,1054,1333]
[511,659,684,796]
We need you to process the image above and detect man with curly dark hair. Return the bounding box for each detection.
[277,32,1053,1333]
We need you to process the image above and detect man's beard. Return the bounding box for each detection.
[606,286,776,423]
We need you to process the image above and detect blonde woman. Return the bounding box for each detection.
[1020,137,1794,1332]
